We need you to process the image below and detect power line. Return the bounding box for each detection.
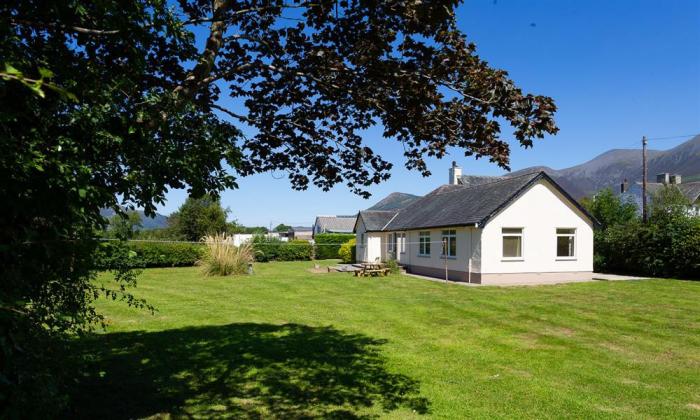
[646,133,700,141]
[622,132,698,147]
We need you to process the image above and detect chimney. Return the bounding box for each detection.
[620,178,629,194]
[670,174,682,184]
[656,173,670,185]
[449,161,462,185]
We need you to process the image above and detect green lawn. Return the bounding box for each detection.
[68,261,700,419]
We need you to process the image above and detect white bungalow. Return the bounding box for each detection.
[354,164,597,285]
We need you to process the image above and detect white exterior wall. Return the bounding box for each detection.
[480,180,594,274]
[355,218,383,263]
[401,227,481,274]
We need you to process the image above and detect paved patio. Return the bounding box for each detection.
[403,272,649,287]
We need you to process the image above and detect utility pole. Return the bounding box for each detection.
[642,136,648,223]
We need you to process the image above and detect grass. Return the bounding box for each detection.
[68,260,700,419]
[198,234,254,276]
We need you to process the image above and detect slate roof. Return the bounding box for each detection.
[367,192,422,211]
[458,174,504,187]
[313,215,357,233]
[384,171,595,231]
[355,210,399,232]
[679,183,700,203]
[291,226,313,232]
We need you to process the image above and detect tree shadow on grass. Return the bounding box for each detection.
[66,323,429,419]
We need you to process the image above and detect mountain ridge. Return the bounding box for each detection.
[100,208,169,230]
[509,135,700,198]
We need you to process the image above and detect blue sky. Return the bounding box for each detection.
[158,0,700,227]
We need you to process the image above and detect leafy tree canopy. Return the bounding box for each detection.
[1,0,558,415]
[650,185,692,223]
[107,211,143,240]
[581,188,638,230]
[168,195,229,241]
[274,224,292,232]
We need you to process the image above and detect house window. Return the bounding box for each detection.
[360,233,365,246]
[556,228,576,258]
[419,231,431,256]
[387,233,394,253]
[502,228,523,258]
[441,229,457,257]
[399,233,406,253]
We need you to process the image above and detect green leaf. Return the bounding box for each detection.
[38,67,54,79]
[3,63,21,75]
[30,83,46,98]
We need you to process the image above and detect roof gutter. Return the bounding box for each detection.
[381,222,478,231]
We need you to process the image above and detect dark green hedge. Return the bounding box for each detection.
[94,241,205,269]
[252,237,313,262]
[314,233,356,259]
[595,217,700,279]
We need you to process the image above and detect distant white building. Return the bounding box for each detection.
[618,173,700,216]
[231,232,286,246]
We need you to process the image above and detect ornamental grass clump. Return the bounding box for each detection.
[199,234,254,276]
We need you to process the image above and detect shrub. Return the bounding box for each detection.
[251,236,313,262]
[94,241,205,269]
[595,216,700,278]
[314,233,355,259]
[385,258,400,274]
[338,238,356,263]
[199,234,254,276]
[277,240,314,261]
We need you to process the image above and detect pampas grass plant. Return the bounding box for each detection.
[199,233,254,276]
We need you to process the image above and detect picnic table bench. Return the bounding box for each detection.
[354,262,390,277]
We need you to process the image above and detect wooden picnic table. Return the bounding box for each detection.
[354,262,390,277]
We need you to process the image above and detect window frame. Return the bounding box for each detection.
[501,227,524,260]
[555,227,577,260]
[398,232,406,254]
[441,229,457,258]
[418,231,431,257]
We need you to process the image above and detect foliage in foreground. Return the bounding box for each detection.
[199,234,254,276]
[2,0,558,415]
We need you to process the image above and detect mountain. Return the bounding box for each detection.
[367,192,422,211]
[100,208,169,229]
[509,135,700,198]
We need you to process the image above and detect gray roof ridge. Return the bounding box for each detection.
[431,171,542,197]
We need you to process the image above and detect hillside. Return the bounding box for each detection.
[367,192,422,211]
[509,135,700,198]
[100,208,169,230]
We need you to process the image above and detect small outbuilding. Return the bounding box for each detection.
[313,215,357,236]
